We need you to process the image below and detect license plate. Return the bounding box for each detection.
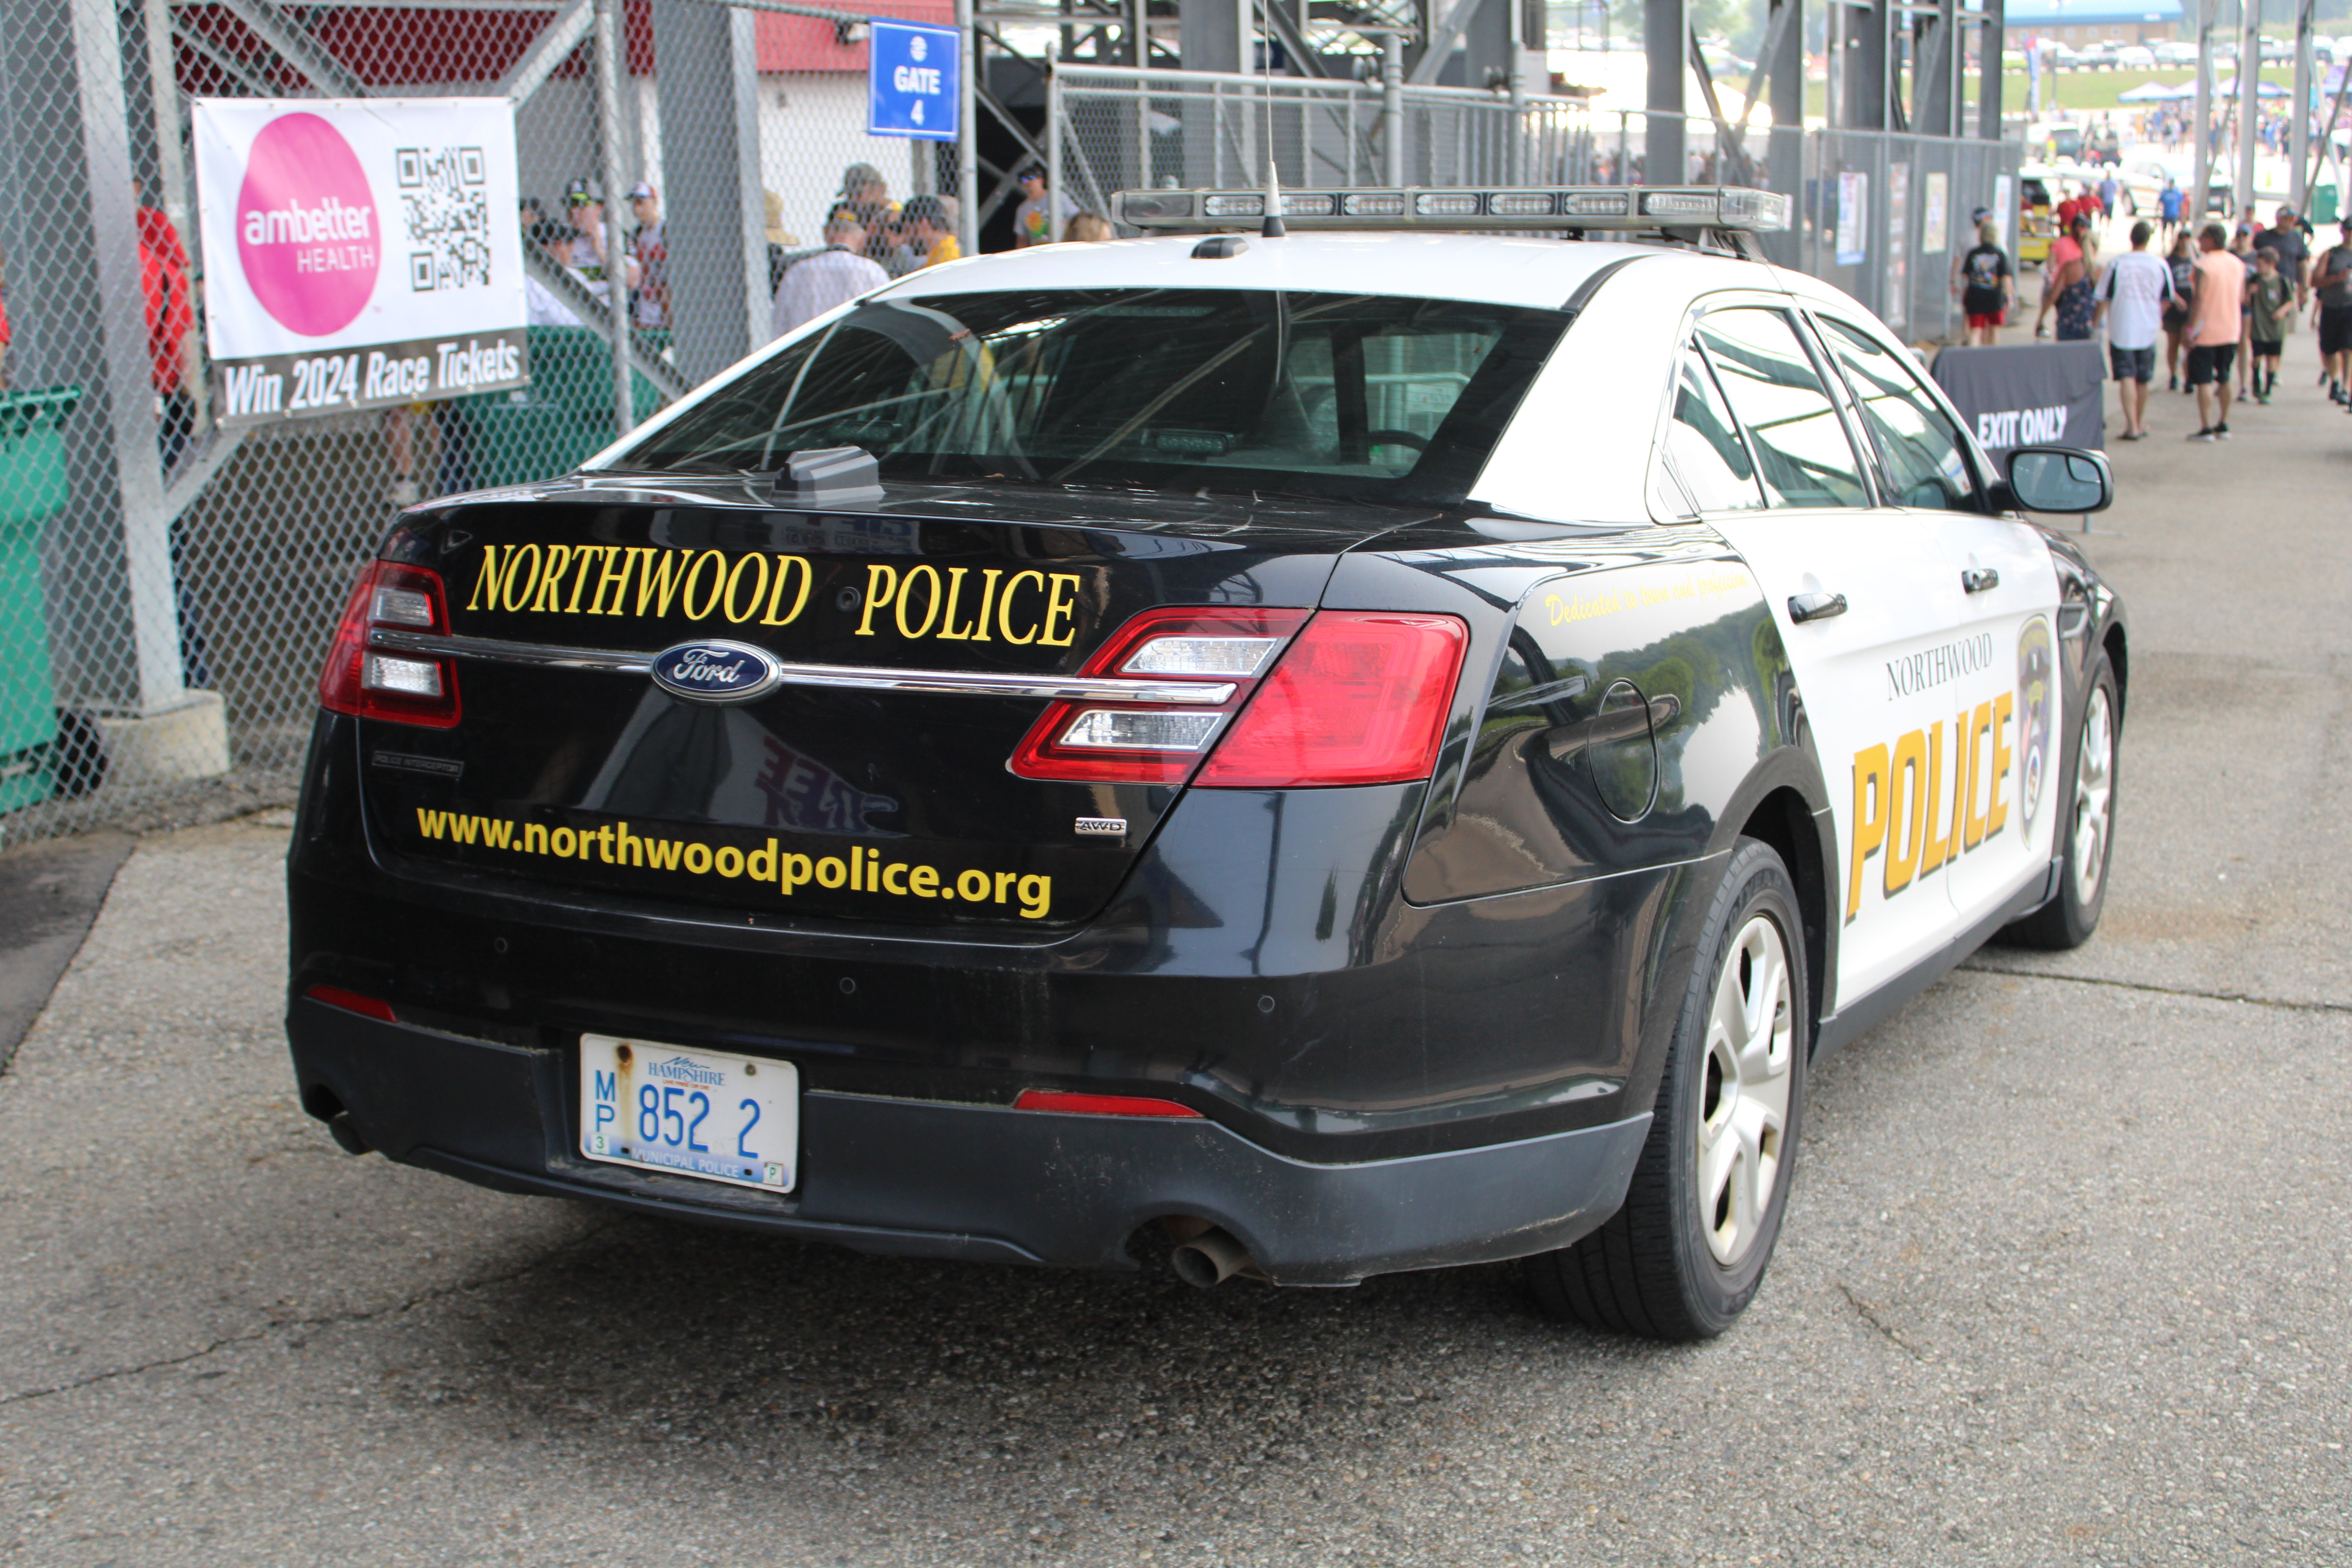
[577,1034,798,1192]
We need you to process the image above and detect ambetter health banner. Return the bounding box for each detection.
[194,98,529,426]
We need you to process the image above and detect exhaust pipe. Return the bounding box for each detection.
[1169,1225,1256,1288]
[327,1111,371,1156]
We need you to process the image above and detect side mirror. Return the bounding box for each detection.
[2005,445,2114,514]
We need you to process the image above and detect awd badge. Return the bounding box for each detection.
[649,640,787,704]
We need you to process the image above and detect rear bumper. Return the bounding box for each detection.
[289,998,1649,1285]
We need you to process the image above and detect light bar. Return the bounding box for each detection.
[1116,185,1790,234]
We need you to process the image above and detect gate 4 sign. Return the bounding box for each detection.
[868,20,960,141]
[192,98,528,426]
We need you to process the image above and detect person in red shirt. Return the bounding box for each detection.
[135,199,206,470]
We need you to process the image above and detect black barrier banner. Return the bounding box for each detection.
[1929,341,2106,471]
[212,328,531,427]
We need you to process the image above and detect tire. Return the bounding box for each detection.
[2000,651,2119,950]
[1528,838,1808,1340]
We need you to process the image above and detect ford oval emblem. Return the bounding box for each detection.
[648,640,786,705]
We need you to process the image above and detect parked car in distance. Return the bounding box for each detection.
[2114,45,2155,70]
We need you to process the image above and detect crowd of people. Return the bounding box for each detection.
[524,160,1114,344]
[1953,195,2352,445]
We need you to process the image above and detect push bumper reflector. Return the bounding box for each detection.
[305,984,397,1022]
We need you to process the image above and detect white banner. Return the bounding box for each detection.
[193,98,529,424]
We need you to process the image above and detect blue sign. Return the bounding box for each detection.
[868,20,960,142]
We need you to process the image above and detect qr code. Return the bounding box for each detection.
[396,146,491,293]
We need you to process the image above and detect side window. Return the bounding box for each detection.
[1661,344,1765,513]
[1815,317,1985,511]
[1694,308,1871,510]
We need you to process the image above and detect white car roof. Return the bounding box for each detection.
[870,232,1691,312]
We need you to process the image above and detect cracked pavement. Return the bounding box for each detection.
[1,348,2348,1565]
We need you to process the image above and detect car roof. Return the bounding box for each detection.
[867,232,1706,312]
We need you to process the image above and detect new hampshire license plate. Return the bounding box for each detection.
[578,1034,798,1192]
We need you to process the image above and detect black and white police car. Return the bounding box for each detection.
[289,185,2125,1340]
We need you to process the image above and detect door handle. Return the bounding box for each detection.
[1788,591,1847,624]
[1962,567,2000,593]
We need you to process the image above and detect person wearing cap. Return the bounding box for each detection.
[897,194,960,269]
[628,182,669,329]
[2249,205,2310,315]
[771,205,888,340]
[562,178,640,294]
[836,163,901,267]
[1013,164,1076,247]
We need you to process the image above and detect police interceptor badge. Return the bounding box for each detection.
[650,640,787,704]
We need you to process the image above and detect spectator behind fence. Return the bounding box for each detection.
[1013,163,1076,246]
[1063,212,1114,243]
[897,195,960,269]
[764,190,800,299]
[523,218,583,327]
[771,207,889,339]
[629,182,669,330]
[836,163,901,268]
[562,178,640,293]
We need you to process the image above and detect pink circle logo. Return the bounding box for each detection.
[234,113,379,336]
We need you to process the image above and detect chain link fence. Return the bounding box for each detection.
[0,0,954,846]
[1053,64,2020,346]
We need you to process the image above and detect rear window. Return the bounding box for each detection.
[610,289,1571,505]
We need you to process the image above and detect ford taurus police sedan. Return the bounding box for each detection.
[286,186,2125,1340]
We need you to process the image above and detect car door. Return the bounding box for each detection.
[1653,299,1961,1009]
[1805,309,2066,936]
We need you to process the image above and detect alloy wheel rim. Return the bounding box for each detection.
[2071,686,2115,908]
[1696,913,1795,1268]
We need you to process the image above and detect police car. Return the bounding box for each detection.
[287,185,2126,1340]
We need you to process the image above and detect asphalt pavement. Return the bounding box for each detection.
[0,317,2345,1567]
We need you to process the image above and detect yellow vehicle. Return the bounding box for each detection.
[2018,173,2054,265]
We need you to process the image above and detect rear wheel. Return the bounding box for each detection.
[1529,838,1808,1340]
[2001,652,2119,950]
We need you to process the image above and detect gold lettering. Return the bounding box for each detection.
[1962,700,1994,849]
[680,550,728,620]
[467,544,508,611]
[815,856,848,889]
[1984,693,2015,838]
[994,870,1017,904]
[722,552,769,624]
[528,545,573,611]
[1846,743,1889,922]
[590,547,643,614]
[882,862,909,895]
[1918,721,1952,875]
[635,548,691,618]
[564,545,607,613]
[936,567,978,640]
[908,865,940,897]
[856,565,899,636]
[779,853,813,893]
[499,543,542,612]
[895,564,942,640]
[1884,729,1926,896]
[1017,873,1051,919]
[1041,573,1083,647]
[761,555,813,626]
[971,568,1001,643]
[998,570,1045,644]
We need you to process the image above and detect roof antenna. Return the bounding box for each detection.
[1260,1,1284,236]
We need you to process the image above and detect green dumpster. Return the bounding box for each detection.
[0,388,83,816]
[460,326,668,490]
[2312,182,2339,227]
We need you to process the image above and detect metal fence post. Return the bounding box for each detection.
[650,0,768,381]
[957,0,978,254]
[1047,56,1063,240]
[0,0,216,768]
[1382,34,1403,185]
[595,0,635,437]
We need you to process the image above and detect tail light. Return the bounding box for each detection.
[304,984,397,1022]
[1009,607,1311,784]
[319,561,461,728]
[1196,612,1466,787]
[1014,1089,1201,1118]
